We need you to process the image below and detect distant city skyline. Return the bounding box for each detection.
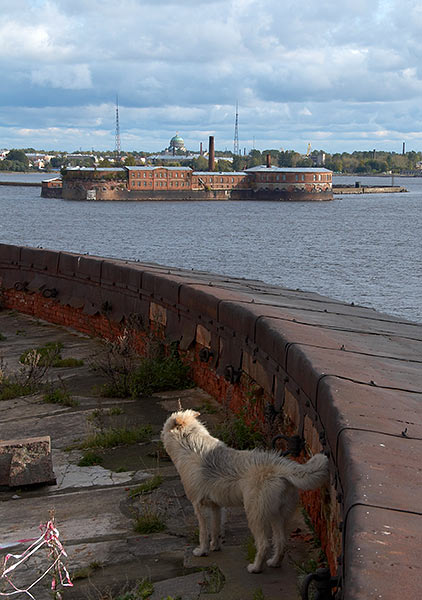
[1,0,421,154]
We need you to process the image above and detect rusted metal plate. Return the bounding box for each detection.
[337,429,422,514]
[215,335,243,378]
[141,272,187,306]
[179,284,250,323]
[286,344,422,403]
[317,376,422,458]
[100,260,143,292]
[218,301,261,342]
[0,243,21,267]
[178,314,197,351]
[58,252,103,283]
[255,316,422,363]
[343,505,422,599]
[266,305,422,340]
[19,247,59,274]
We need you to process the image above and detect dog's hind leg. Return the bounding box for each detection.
[192,502,210,556]
[210,504,224,551]
[244,502,270,573]
[266,517,287,568]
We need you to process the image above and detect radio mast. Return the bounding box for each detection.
[233,101,239,155]
[115,94,121,162]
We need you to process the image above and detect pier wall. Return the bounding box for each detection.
[0,243,421,599]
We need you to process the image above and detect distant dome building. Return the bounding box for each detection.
[168,133,186,154]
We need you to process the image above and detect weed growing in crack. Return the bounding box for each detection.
[20,341,83,369]
[201,565,225,594]
[43,378,79,407]
[128,475,163,498]
[213,408,265,450]
[78,451,104,467]
[133,501,166,534]
[91,331,193,399]
[0,355,44,400]
[80,425,153,449]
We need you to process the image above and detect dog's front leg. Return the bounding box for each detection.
[192,502,210,556]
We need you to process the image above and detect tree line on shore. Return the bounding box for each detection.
[2,147,422,174]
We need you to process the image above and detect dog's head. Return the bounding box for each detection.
[161,409,201,441]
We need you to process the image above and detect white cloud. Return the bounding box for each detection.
[1,0,422,152]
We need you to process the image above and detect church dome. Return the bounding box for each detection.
[169,134,185,149]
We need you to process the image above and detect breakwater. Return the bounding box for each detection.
[333,183,407,194]
[0,181,41,187]
[0,243,421,599]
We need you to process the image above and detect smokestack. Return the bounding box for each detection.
[266,153,271,168]
[200,142,203,156]
[403,142,406,155]
[208,136,215,171]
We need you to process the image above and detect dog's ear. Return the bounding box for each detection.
[169,415,186,431]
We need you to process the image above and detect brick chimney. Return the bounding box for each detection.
[266,153,271,168]
[208,136,215,171]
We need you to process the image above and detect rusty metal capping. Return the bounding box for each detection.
[179,284,251,323]
[165,309,182,343]
[19,247,59,274]
[100,260,143,292]
[0,243,21,267]
[286,343,422,405]
[218,300,262,342]
[255,315,422,363]
[141,271,187,306]
[342,505,422,600]
[178,314,197,351]
[272,306,422,341]
[58,252,103,283]
[337,428,422,515]
[316,376,422,464]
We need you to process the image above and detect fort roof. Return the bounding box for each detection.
[126,166,192,171]
[246,165,332,173]
[193,171,247,176]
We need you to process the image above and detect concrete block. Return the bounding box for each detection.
[0,436,56,487]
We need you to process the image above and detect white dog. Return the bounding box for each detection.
[161,409,329,573]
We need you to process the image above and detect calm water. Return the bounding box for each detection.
[0,173,421,323]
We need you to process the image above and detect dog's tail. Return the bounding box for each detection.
[283,453,329,491]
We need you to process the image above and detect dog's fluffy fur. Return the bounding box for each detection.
[161,409,329,573]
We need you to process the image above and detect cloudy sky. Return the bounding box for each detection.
[1,0,422,154]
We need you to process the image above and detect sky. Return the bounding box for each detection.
[1,0,422,154]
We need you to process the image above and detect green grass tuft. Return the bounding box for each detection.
[78,451,104,467]
[129,475,163,498]
[53,357,84,368]
[214,411,264,450]
[0,379,37,401]
[20,341,63,366]
[43,387,79,407]
[80,425,153,449]
[100,354,193,399]
[133,507,166,534]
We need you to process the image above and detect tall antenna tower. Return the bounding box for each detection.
[115,94,121,162]
[233,101,239,155]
